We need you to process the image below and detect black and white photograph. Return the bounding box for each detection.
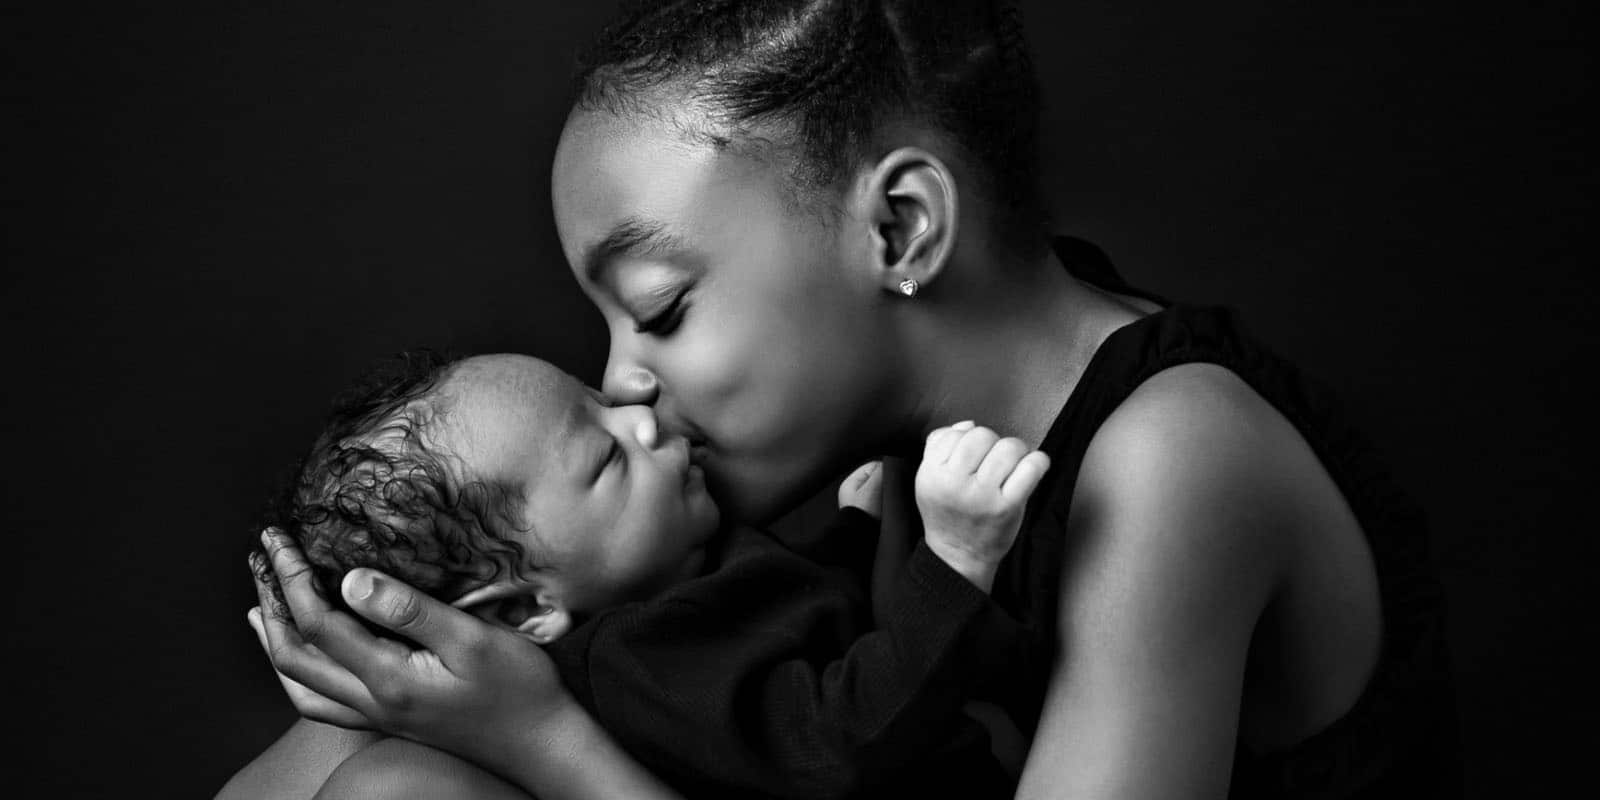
[6,1,1591,797]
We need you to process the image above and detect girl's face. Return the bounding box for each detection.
[551,108,905,525]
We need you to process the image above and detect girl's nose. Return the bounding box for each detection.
[603,362,660,406]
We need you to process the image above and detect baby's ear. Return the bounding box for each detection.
[452,582,573,645]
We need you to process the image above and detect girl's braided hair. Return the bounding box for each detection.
[577,0,1044,242]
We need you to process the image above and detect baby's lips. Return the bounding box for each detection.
[687,437,710,465]
[683,461,706,490]
[654,407,710,455]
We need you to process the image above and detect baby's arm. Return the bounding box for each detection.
[565,426,1048,798]
[570,533,1011,799]
[914,421,1052,593]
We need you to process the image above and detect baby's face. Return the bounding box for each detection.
[439,354,720,612]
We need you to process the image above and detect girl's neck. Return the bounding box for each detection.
[902,246,1156,448]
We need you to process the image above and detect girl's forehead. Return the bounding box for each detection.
[557,107,719,183]
[555,124,820,303]
[555,108,789,227]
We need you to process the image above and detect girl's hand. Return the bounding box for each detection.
[836,459,885,518]
[249,528,572,773]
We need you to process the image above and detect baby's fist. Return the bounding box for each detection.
[914,422,1050,590]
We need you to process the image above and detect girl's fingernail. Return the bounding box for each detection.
[346,570,376,601]
[953,420,976,430]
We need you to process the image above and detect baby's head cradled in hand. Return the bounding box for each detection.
[270,351,721,644]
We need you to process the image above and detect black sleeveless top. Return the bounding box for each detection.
[985,238,1462,798]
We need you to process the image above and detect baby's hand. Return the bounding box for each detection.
[837,460,885,519]
[914,422,1051,593]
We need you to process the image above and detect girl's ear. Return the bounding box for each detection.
[857,147,959,295]
[452,582,574,644]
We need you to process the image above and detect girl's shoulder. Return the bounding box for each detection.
[1068,359,1301,595]
[1081,357,1314,515]
[1009,302,1366,639]
[1053,307,1370,593]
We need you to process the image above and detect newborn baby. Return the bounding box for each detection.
[270,351,1049,798]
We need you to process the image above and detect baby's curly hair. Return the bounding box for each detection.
[263,350,533,608]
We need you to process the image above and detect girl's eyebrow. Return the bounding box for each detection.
[582,216,684,281]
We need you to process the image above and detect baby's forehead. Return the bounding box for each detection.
[450,354,575,397]
[438,354,598,450]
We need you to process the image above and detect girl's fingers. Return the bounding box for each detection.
[247,607,373,729]
[249,543,390,710]
[260,529,409,673]
[339,568,493,675]
[974,437,1031,487]
[261,528,338,623]
[999,451,1052,504]
[249,548,291,622]
[249,593,381,713]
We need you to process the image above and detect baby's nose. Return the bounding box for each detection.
[633,413,659,450]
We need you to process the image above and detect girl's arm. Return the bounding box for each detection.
[1015,364,1300,799]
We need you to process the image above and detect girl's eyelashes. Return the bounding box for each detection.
[633,290,687,336]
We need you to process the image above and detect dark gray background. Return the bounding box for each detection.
[6,1,1591,795]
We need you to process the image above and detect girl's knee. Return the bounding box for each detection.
[314,738,533,800]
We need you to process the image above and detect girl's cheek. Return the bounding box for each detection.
[680,325,746,384]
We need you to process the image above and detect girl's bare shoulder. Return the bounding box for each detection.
[1065,361,1313,597]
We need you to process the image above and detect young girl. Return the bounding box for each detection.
[231,1,1460,797]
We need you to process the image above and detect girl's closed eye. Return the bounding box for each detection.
[634,287,689,336]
